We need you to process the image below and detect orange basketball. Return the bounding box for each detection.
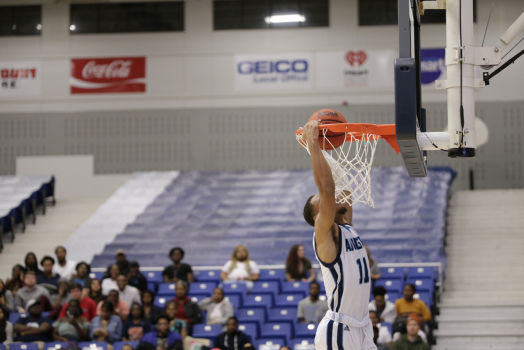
[308,109,347,150]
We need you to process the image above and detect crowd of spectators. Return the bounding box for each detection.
[0,244,433,350]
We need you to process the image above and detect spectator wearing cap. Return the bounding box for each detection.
[53,246,77,280]
[102,264,120,295]
[297,282,329,323]
[37,256,61,295]
[163,247,194,283]
[14,299,53,344]
[391,313,430,350]
[172,281,201,335]
[198,287,234,329]
[97,290,130,322]
[91,300,123,344]
[369,286,397,323]
[128,261,148,292]
[116,274,141,307]
[140,314,183,350]
[58,283,97,322]
[395,284,432,322]
[103,249,130,279]
[369,311,392,347]
[70,262,92,289]
[214,317,253,350]
[52,299,91,342]
[15,271,50,313]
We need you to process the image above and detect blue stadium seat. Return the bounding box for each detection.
[237,308,266,335]
[222,282,249,300]
[243,294,274,315]
[380,322,393,336]
[255,339,286,350]
[252,281,281,296]
[385,292,400,303]
[9,344,38,350]
[157,283,176,296]
[406,278,434,293]
[43,343,68,350]
[192,324,222,342]
[407,267,436,280]
[238,323,259,339]
[0,343,5,350]
[147,282,157,293]
[113,342,139,350]
[197,270,221,283]
[259,323,292,343]
[379,267,405,281]
[189,282,217,296]
[78,342,108,350]
[259,269,286,282]
[9,312,22,324]
[189,295,208,304]
[89,271,105,281]
[154,296,170,308]
[225,294,241,310]
[414,292,433,307]
[274,293,304,308]
[143,271,163,283]
[294,323,318,339]
[268,307,297,324]
[289,339,316,350]
[281,282,309,298]
[375,279,403,294]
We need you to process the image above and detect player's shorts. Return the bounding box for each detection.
[315,310,377,350]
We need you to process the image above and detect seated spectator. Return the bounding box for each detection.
[0,306,14,345]
[128,261,148,292]
[123,302,152,341]
[369,311,392,347]
[49,279,72,316]
[373,326,390,350]
[172,281,201,335]
[285,244,316,282]
[15,271,50,313]
[116,274,141,306]
[102,264,120,295]
[140,314,183,350]
[52,299,90,342]
[53,246,77,280]
[220,246,260,290]
[198,287,234,329]
[14,299,52,343]
[97,290,130,322]
[91,301,123,344]
[162,247,194,283]
[214,317,252,350]
[395,284,431,322]
[25,252,44,277]
[37,256,61,295]
[59,283,97,321]
[104,249,130,279]
[5,264,26,296]
[141,290,162,324]
[88,279,107,305]
[0,278,14,313]
[364,245,381,282]
[280,347,292,350]
[165,301,187,338]
[70,262,92,288]
[391,314,429,350]
[297,282,329,323]
[369,286,397,323]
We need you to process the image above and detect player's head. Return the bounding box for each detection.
[372,286,387,308]
[309,281,321,298]
[303,194,347,227]
[406,313,421,336]
[369,311,379,325]
[403,284,416,301]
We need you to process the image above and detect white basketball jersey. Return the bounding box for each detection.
[313,223,371,320]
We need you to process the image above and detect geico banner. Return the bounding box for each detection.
[70,57,146,94]
[235,53,313,90]
[316,50,397,89]
[0,61,41,97]
[421,48,446,85]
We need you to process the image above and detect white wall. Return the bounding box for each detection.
[0,0,523,114]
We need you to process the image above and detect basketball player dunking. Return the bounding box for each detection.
[300,120,376,350]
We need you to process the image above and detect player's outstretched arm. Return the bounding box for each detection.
[301,120,338,263]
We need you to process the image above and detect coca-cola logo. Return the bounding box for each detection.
[81,60,133,80]
[345,51,367,67]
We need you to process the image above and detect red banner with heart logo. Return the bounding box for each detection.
[345,51,367,67]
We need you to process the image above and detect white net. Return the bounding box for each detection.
[297,129,379,208]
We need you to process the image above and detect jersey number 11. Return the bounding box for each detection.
[356,258,370,284]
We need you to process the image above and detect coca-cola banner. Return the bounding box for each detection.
[0,61,41,97]
[70,57,146,94]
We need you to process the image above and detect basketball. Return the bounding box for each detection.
[308,109,347,150]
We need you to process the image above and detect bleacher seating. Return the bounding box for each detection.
[192,324,222,343]
[78,342,108,350]
[113,342,139,350]
[43,343,67,350]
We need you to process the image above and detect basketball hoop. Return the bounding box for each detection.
[296,123,399,208]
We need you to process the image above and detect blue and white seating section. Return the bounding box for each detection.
[0,175,54,252]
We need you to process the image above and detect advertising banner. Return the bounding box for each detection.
[70,57,146,94]
[421,48,446,85]
[0,61,41,97]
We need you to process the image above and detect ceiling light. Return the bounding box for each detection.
[36,24,42,30]
[70,24,76,31]
[265,14,305,24]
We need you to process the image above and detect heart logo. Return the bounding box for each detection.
[345,51,367,66]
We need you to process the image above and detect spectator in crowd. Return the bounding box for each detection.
[37,256,61,295]
[369,286,397,323]
[52,299,90,342]
[0,279,14,313]
[5,264,25,295]
[198,287,234,329]
[162,247,194,283]
[395,284,431,322]
[70,262,92,288]
[364,246,381,282]
[59,283,97,322]
[25,252,43,277]
[97,290,130,322]
[140,314,183,350]
[285,244,316,282]
[280,347,292,350]
[14,299,52,343]
[53,246,77,280]
[141,290,163,324]
[116,274,141,306]
[102,264,120,295]
[49,279,72,315]
[297,282,329,323]
[220,245,260,290]
[123,302,152,341]
[15,271,50,313]
[104,249,130,279]
[391,313,430,350]
[373,326,390,350]
[91,300,123,344]
[165,300,187,338]
[88,279,107,305]
[215,317,253,350]
[0,306,13,346]
[369,311,392,347]
[128,261,148,292]
[172,281,201,335]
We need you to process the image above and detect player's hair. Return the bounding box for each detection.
[229,245,252,275]
[372,286,387,297]
[303,195,317,227]
[169,247,185,258]
[405,284,417,293]
[286,244,307,278]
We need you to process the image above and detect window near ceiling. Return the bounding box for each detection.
[0,5,42,36]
